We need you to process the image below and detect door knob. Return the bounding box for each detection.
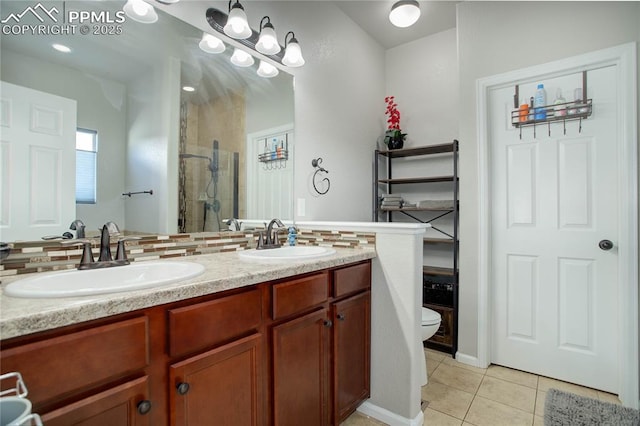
[137,400,152,415]
[599,239,614,251]
[176,382,190,395]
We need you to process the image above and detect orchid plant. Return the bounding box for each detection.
[384,96,406,148]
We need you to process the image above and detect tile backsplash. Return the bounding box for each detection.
[0,228,375,276]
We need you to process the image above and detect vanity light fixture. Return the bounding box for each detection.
[123,0,158,24]
[389,0,421,28]
[282,31,305,68]
[230,48,255,67]
[223,0,252,39]
[257,60,279,78]
[205,7,305,72]
[199,32,225,54]
[255,16,280,55]
[52,43,71,53]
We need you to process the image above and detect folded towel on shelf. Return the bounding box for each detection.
[418,200,455,209]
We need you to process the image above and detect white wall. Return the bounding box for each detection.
[1,50,127,233]
[455,1,640,359]
[125,57,181,234]
[386,28,459,147]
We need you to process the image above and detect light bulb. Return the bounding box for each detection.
[257,61,279,78]
[230,48,254,67]
[256,22,280,55]
[282,41,304,67]
[199,33,225,54]
[123,0,158,23]
[223,3,251,39]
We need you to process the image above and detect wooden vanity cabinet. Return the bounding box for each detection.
[270,261,371,425]
[0,259,371,426]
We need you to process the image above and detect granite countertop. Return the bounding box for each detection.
[0,247,375,340]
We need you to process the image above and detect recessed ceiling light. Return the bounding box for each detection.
[52,43,71,53]
[182,86,195,92]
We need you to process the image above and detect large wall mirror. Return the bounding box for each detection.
[0,0,294,242]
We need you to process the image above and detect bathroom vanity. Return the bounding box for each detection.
[0,250,373,425]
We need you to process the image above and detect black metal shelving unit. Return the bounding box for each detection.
[374,141,459,355]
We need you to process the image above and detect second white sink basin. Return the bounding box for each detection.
[3,261,205,298]
[238,246,336,261]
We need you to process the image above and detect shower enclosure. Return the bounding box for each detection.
[178,99,240,234]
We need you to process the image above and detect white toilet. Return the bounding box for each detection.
[420,307,442,385]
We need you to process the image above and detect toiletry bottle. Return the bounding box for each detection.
[271,138,277,160]
[528,97,534,121]
[553,88,566,117]
[533,83,547,120]
[519,97,529,122]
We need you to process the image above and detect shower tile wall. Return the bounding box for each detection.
[183,90,246,232]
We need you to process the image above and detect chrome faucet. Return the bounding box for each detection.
[257,219,285,250]
[70,219,86,239]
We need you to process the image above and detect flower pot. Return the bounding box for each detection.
[388,136,404,150]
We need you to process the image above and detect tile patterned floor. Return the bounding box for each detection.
[341,348,621,426]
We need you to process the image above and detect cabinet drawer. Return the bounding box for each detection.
[333,262,371,298]
[0,316,149,408]
[272,272,329,320]
[168,288,262,358]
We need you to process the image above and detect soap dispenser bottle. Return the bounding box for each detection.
[553,88,567,117]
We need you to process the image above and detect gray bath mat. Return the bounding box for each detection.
[544,388,639,426]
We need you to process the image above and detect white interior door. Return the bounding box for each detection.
[0,81,77,241]
[489,66,619,392]
[246,125,294,221]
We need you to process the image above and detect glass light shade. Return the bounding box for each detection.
[223,4,251,39]
[230,48,254,67]
[389,0,421,28]
[282,40,305,67]
[52,43,71,53]
[199,33,225,54]
[257,61,279,78]
[255,24,280,55]
[123,0,158,24]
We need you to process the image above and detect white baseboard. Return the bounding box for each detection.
[357,400,424,426]
[455,352,487,368]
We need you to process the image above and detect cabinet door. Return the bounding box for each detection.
[41,376,151,426]
[170,333,263,426]
[332,291,371,423]
[272,309,330,426]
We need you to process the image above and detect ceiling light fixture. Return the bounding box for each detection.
[282,31,305,68]
[199,32,225,54]
[223,0,251,39]
[156,0,180,3]
[182,86,195,92]
[389,0,421,28]
[255,16,280,55]
[123,0,158,24]
[52,43,71,53]
[230,48,255,67]
[257,60,279,78]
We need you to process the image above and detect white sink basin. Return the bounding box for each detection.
[238,246,336,261]
[3,261,205,298]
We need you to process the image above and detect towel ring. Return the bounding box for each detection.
[311,158,330,195]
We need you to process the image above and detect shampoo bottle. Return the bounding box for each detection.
[533,83,547,120]
[553,88,567,117]
[519,98,529,122]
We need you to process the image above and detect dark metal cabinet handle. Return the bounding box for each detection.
[176,382,190,395]
[599,239,614,251]
[137,400,152,415]
[323,320,333,328]
[336,314,346,321]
